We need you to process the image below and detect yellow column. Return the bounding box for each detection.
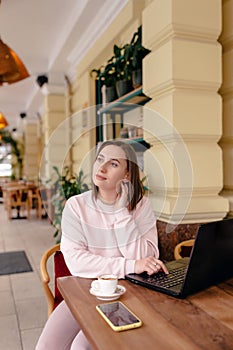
[219,0,233,217]
[142,0,229,223]
[70,71,96,181]
[40,85,68,180]
[24,122,39,180]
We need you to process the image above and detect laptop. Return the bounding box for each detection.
[125,218,233,298]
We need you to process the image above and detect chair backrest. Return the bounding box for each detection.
[40,243,71,317]
[174,239,195,260]
[54,250,71,309]
[3,185,30,219]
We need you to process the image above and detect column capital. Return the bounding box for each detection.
[41,84,65,96]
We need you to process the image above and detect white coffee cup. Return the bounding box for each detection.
[91,274,118,295]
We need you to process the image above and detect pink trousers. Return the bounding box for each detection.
[36,300,92,350]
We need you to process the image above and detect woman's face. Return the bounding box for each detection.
[92,145,128,193]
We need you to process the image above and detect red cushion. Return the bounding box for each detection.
[54,251,71,309]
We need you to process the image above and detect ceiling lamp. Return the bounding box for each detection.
[0,37,30,85]
[0,111,8,129]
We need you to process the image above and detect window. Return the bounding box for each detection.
[0,145,12,177]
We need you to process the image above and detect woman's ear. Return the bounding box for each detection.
[124,172,129,179]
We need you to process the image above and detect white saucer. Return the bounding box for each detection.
[90,285,126,301]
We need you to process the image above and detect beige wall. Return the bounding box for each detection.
[30,0,231,223]
[70,0,146,178]
[219,0,233,216]
[76,1,145,79]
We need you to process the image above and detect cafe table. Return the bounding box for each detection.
[57,276,233,350]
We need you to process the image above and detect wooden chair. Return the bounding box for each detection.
[2,182,21,210]
[40,243,71,317]
[3,185,30,219]
[30,186,53,221]
[28,187,44,219]
[174,239,195,260]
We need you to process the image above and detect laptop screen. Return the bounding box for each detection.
[182,218,233,296]
[126,218,233,298]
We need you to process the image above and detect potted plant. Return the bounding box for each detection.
[91,26,150,101]
[130,26,150,88]
[112,43,133,98]
[90,56,118,103]
[47,166,89,242]
[111,26,150,95]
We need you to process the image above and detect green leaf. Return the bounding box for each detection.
[48,166,89,243]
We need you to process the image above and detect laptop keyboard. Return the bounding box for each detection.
[142,266,187,288]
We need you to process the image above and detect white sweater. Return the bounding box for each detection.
[61,190,159,279]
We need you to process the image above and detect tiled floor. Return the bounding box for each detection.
[0,202,55,350]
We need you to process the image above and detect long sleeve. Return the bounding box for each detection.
[61,235,135,279]
[60,191,159,279]
[113,199,159,260]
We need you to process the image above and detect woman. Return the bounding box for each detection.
[36,140,168,350]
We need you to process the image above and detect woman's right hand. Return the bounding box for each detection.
[114,180,130,210]
[134,256,169,275]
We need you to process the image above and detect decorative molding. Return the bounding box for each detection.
[219,0,233,51]
[48,0,89,69]
[152,187,222,196]
[220,86,233,97]
[219,35,233,52]
[145,23,221,52]
[151,195,229,224]
[24,117,38,125]
[155,211,229,224]
[144,79,220,100]
[41,84,65,96]
[220,190,233,215]
[220,136,233,144]
[67,0,128,66]
[66,65,77,85]
[146,134,221,146]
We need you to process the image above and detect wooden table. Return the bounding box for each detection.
[58,276,233,350]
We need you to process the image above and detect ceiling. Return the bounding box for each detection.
[0,0,128,130]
